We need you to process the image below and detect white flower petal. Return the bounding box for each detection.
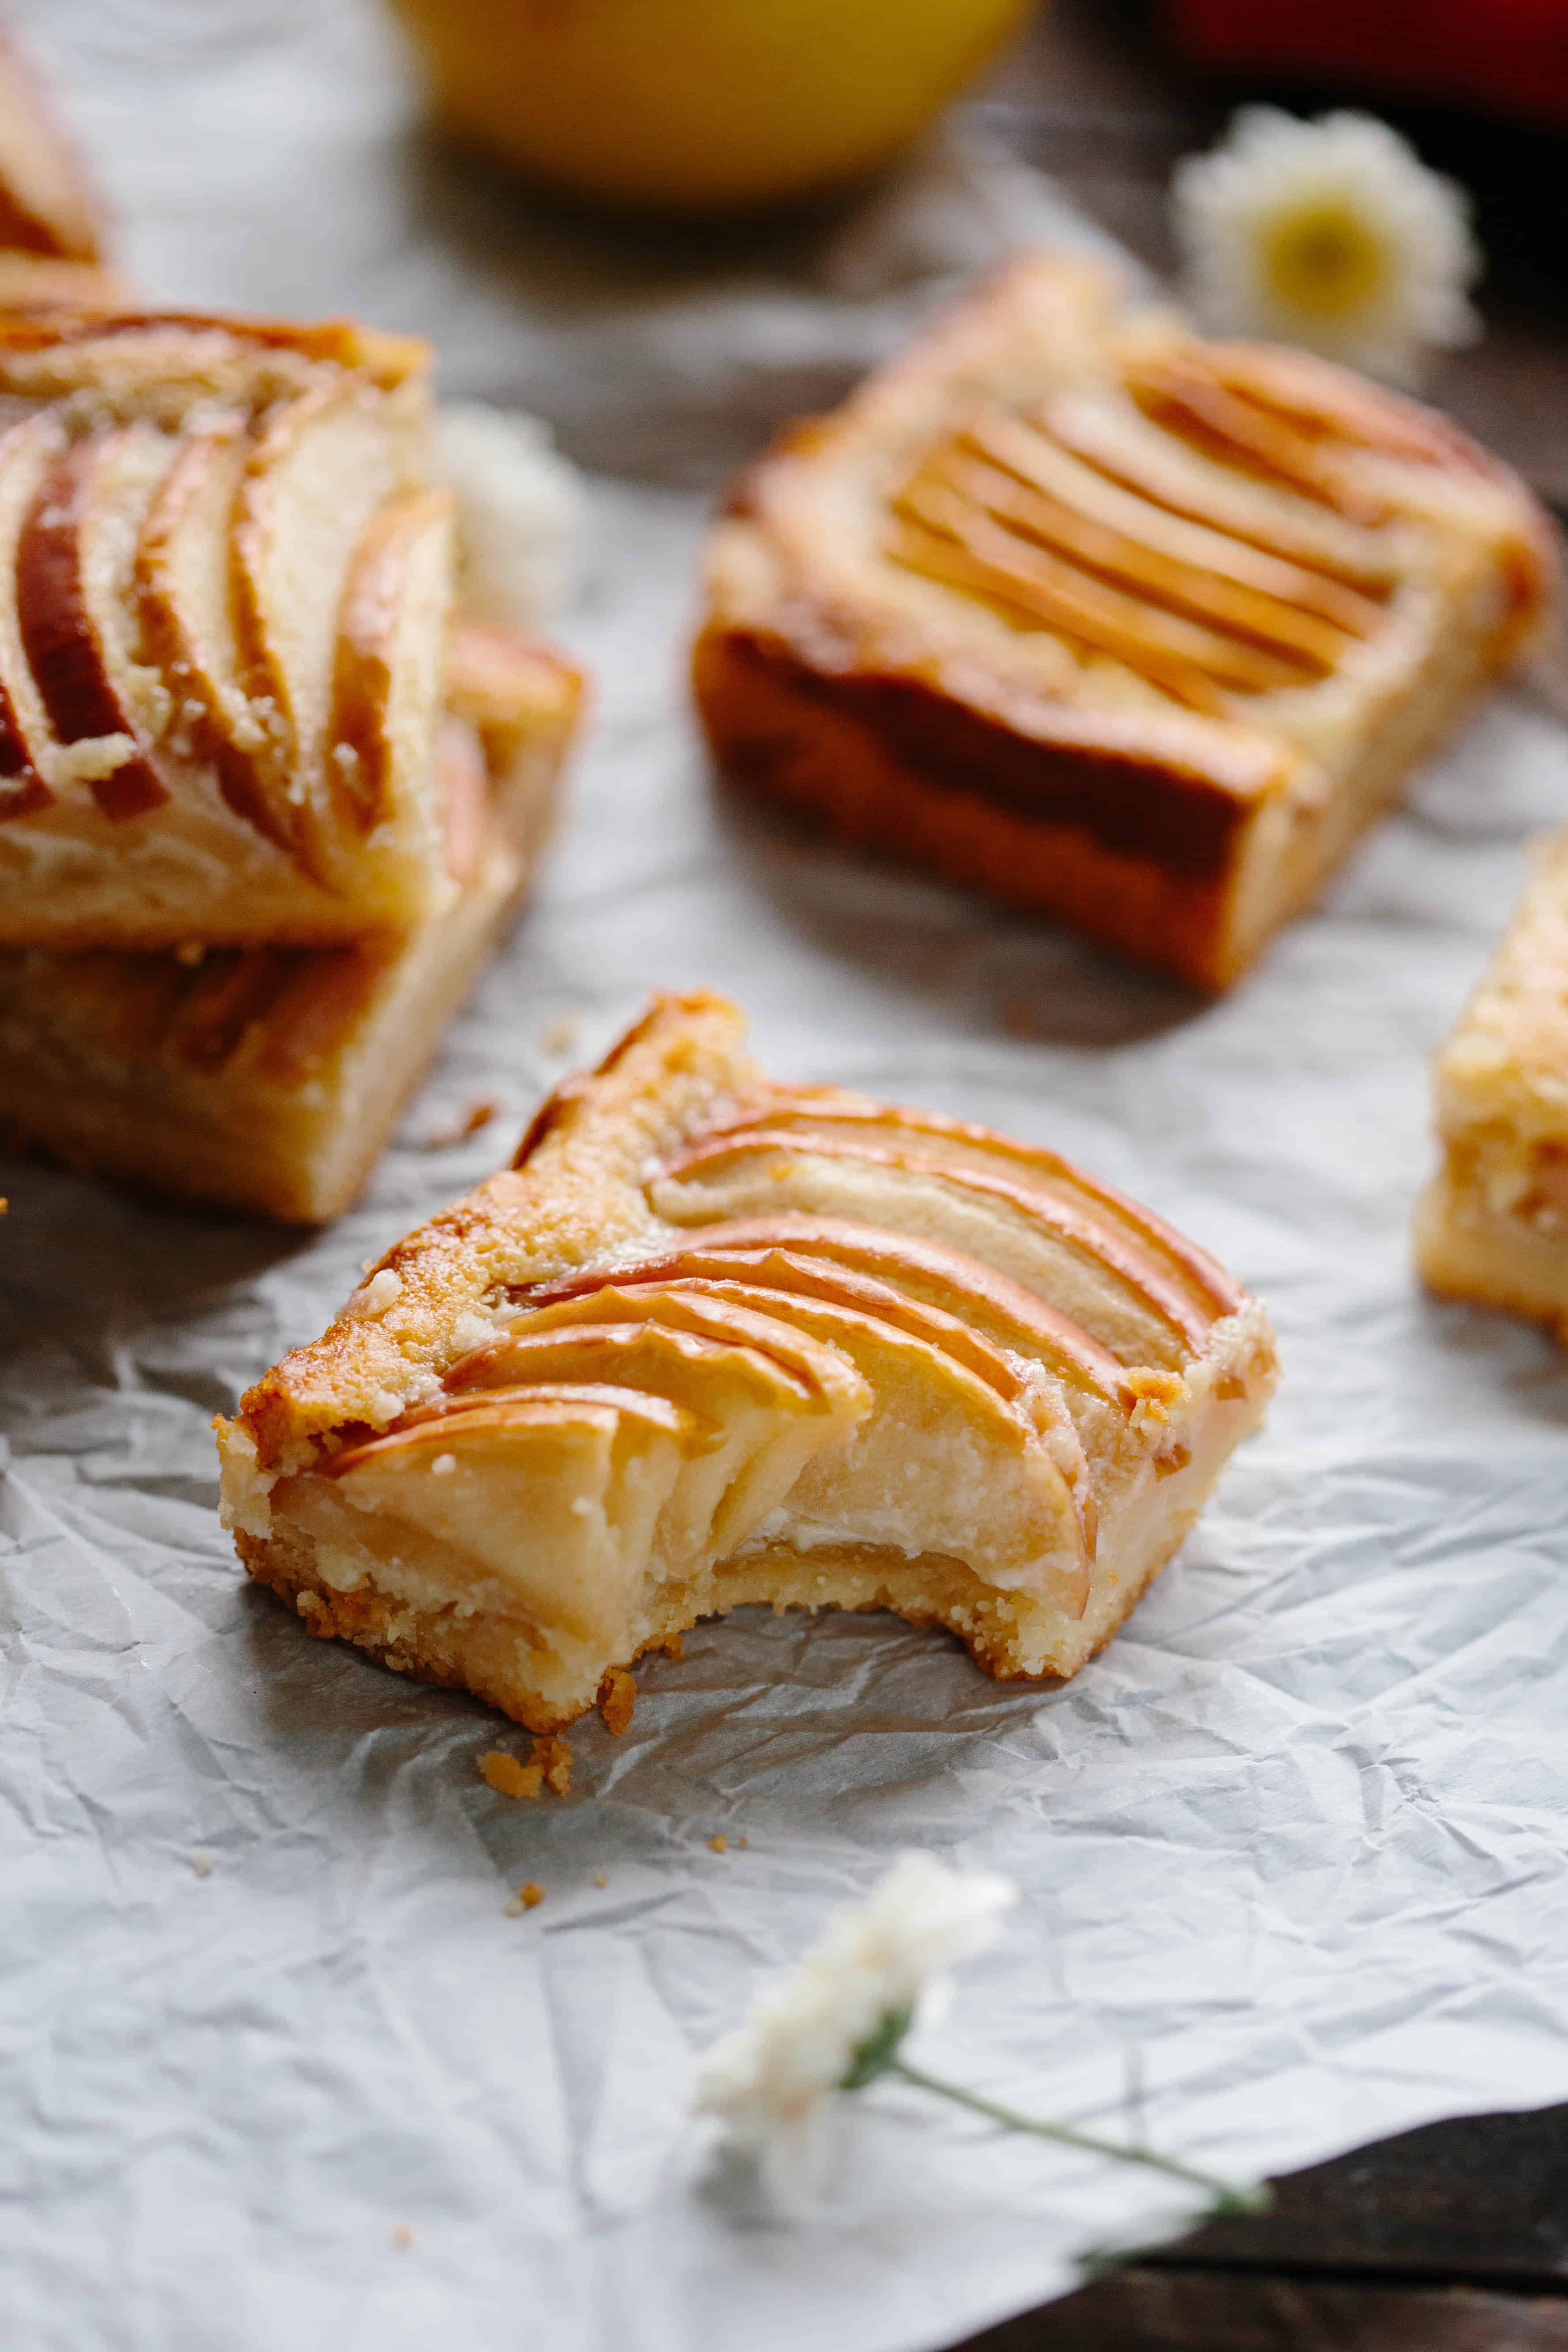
[1171,106,1482,389]
[435,401,585,630]
[694,1851,1017,2205]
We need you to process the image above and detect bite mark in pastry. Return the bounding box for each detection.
[694,252,1556,990]
[1417,828,1568,1341]
[218,993,1277,1727]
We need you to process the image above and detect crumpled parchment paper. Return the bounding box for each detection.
[8,6,1568,2350]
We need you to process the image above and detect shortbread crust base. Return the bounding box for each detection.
[0,842,523,1224]
[237,1379,1260,1729]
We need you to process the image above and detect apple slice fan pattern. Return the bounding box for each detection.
[0,306,585,1220]
[220,992,1278,1728]
[0,306,466,947]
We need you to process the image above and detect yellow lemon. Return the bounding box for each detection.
[391,0,1032,215]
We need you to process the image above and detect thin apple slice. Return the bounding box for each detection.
[518,1243,1098,1554]
[317,1387,696,1651]
[17,421,180,819]
[1041,387,1397,592]
[134,415,291,849]
[232,377,415,878]
[432,1314,865,1565]
[530,1213,1132,1411]
[0,410,64,820]
[714,1092,1241,1324]
[0,316,428,427]
[511,1277,1090,1612]
[327,486,453,838]
[651,1132,1201,1370]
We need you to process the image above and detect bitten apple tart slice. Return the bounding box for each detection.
[0,303,473,947]
[218,993,1277,1728]
[0,625,582,1221]
[1416,827,1568,1340]
[696,251,1556,990]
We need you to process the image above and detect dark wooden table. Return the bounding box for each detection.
[947,8,1568,2345]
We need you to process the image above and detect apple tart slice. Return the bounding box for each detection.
[696,252,1556,990]
[219,993,1277,1728]
[1416,828,1568,1340]
[0,303,477,947]
[0,625,582,1221]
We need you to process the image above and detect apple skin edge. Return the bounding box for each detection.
[17,433,167,820]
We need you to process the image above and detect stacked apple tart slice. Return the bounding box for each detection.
[219,993,1277,1725]
[0,305,583,1220]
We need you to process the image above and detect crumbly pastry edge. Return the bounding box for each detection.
[219,991,763,1480]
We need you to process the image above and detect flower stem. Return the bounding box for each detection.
[888,2058,1270,2217]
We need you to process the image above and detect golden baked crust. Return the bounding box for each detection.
[696,252,1557,990]
[219,993,1277,1727]
[0,303,476,949]
[0,626,583,1220]
[1417,827,1568,1340]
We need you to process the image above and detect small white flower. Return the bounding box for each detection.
[1171,106,1482,390]
[694,1851,1015,2209]
[435,402,585,632]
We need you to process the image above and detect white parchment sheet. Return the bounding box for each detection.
[8,7,1568,2350]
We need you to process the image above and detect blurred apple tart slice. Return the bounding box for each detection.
[1417,828,1568,1341]
[695,251,1555,990]
[218,992,1277,1726]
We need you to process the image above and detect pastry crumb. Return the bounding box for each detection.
[174,940,206,967]
[391,2224,414,2251]
[421,1097,501,1150]
[536,1734,572,1795]
[737,1834,749,1849]
[594,1870,608,1888]
[540,1013,579,1057]
[479,1734,571,1800]
[480,1750,545,1800]
[662,1634,684,1660]
[190,1850,214,1878]
[296,1589,331,1634]
[708,1833,728,1854]
[598,1667,635,1735]
[504,1881,546,1915]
